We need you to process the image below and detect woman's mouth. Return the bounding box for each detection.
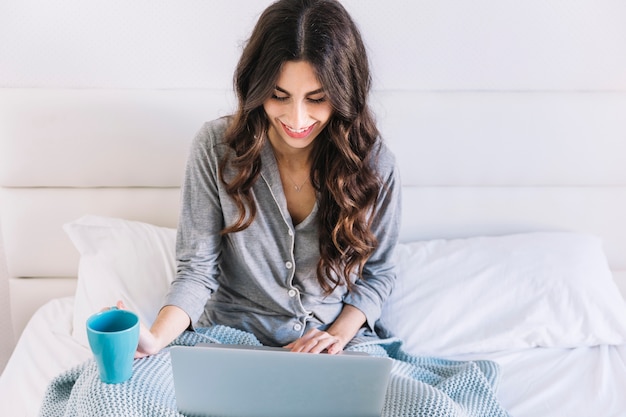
[280,121,315,139]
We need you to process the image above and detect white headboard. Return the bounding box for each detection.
[2,0,626,372]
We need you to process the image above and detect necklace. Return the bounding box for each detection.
[277,162,309,192]
[286,174,309,192]
[271,140,310,192]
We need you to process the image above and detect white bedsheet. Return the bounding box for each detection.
[2,297,626,417]
[0,297,90,417]
[451,346,626,417]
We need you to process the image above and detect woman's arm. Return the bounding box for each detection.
[342,147,401,333]
[135,305,191,358]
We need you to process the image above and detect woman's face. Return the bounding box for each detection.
[263,60,333,154]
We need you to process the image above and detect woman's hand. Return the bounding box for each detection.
[111,301,160,358]
[284,328,346,355]
[134,325,161,359]
[112,301,190,359]
[284,304,367,355]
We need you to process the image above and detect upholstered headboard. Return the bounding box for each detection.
[2,0,626,373]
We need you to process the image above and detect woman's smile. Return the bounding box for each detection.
[280,121,316,139]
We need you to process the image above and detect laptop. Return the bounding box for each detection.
[170,343,392,417]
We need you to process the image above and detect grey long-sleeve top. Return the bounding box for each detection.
[165,117,401,347]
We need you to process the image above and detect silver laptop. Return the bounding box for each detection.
[170,343,392,417]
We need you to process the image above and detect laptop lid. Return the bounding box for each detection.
[170,344,392,417]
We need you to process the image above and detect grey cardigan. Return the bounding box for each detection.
[165,117,401,346]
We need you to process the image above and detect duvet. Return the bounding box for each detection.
[40,325,509,417]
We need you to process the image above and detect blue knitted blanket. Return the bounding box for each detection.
[40,326,509,417]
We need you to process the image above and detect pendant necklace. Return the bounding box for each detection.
[287,174,309,192]
[279,161,309,192]
[273,142,310,192]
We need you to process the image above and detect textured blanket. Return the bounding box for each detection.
[40,326,509,417]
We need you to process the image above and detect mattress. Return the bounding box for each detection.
[2,297,626,417]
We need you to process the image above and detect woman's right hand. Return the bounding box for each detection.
[135,321,161,358]
[113,300,162,359]
[114,301,192,359]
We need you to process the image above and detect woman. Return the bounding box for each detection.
[43,2,509,415]
[130,0,401,358]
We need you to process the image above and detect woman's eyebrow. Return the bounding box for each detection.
[274,86,325,96]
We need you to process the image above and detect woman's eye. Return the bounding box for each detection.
[271,94,289,102]
[308,96,327,104]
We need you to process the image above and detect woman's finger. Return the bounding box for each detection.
[285,328,343,354]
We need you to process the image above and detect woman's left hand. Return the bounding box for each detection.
[284,305,366,354]
[283,328,346,355]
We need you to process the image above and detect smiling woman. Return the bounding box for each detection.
[3,0,626,416]
[263,61,333,223]
[24,1,507,414]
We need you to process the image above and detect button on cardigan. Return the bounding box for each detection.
[165,117,401,347]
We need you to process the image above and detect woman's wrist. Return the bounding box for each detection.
[327,304,367,347]
[146,305,191,354]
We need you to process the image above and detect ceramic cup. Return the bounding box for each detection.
[86,308,140,384]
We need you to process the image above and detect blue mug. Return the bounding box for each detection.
[86,308,140,384]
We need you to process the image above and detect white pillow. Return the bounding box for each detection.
[379,232,626,356]
[64,215,177,347]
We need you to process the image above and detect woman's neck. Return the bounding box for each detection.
[265,126,314,169]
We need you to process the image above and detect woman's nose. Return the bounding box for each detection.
[287,101,307,128]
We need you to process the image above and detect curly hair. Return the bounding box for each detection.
[220,0,382,294]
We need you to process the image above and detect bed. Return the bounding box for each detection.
[2,1,626,416]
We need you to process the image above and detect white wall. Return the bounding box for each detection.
[2,1,625,91]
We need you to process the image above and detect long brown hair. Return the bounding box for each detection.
[220,0,382,293]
